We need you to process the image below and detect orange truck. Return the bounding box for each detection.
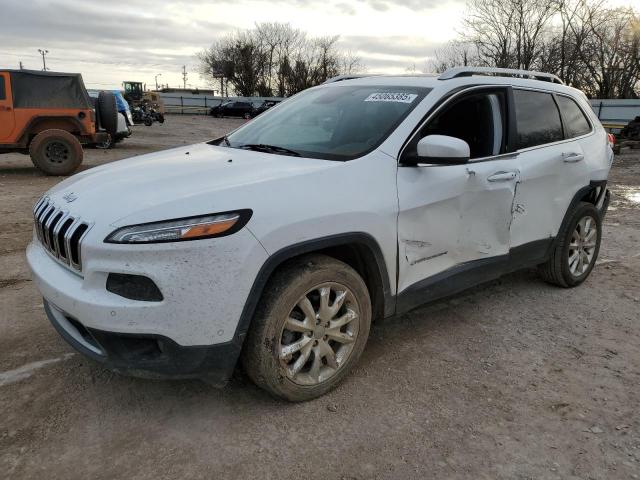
[0,69,117,175]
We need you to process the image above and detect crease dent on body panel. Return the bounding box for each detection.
[402,238,446,266]
[508,176,522,232]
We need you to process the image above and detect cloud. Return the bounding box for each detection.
[0,0,463,87]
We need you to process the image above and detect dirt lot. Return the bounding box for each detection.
[1,116,639,479]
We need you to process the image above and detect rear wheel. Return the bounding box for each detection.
[539,202,602,287]
[242,254,371,402]
[29,129,83,176]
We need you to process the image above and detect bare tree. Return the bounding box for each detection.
[198,23,364,97]
[431,0,640,98]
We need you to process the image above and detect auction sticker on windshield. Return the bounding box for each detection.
[365,92,418,103]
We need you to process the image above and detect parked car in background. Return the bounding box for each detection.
[0,69,114,175]
[253,100,281,117]
[210,100,256,119]
[28,67,612,401]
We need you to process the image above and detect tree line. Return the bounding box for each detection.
[197,23,362,97]
[432,0,640,98]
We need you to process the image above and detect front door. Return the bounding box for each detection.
[396,87,519,306]
[0,72,15,142]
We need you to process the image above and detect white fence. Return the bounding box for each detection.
[590,99,640,125]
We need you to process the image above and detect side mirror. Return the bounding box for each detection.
[414,135,470,165]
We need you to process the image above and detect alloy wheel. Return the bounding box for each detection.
[568,215,598,276]
[278,282,360,386]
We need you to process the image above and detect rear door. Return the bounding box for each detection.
[0,72,15,142]
[510,89,591,252]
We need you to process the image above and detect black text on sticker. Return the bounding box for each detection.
[365,93,418,103]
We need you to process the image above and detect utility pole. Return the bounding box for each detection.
[182,66,188,90]
[19,61,24,70]
[155,73,162,91]
[38,49,49,71]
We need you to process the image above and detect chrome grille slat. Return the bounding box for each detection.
[52,212,71,259]
[32,197,91,273]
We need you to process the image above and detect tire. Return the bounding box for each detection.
[143,116,153,127]
[29,129,83,176]
[157,113,165,124]
[95,133,113,149]
[538,202,602,287]
[242,254,372,402]
[98,91,118,134]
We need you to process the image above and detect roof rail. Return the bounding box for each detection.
[439,67,564,85]
[323,74,373,84]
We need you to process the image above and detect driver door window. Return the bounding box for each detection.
[406,90,508,162]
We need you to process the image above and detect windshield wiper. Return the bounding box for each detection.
[237,144,301,157]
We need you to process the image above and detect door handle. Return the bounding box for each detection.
[487,171,517,182]
[562,152,584,163]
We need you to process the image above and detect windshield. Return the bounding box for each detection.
[223,85,431,160]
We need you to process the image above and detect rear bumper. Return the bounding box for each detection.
[45,300,240,385]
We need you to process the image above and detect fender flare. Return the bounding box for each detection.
[550,180,607,253]
[233,232,394,342]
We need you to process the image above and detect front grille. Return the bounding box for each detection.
[33,196,91,272]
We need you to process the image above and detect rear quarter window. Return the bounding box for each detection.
[556,95,592,138]
[514,89,563,149]
[0,76,5,100]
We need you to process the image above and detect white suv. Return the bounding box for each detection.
[27,67,613,401]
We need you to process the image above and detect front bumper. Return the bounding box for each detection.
[44,300,240,384]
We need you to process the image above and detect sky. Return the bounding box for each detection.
[0,0,467,90]
[0,0,634,91]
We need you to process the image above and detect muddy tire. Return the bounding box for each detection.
[242,254,371,402]
[98,91,118,134]
[538,202,602,288]
[29,129,83,176]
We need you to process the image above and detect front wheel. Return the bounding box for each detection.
[539,202,602,287]
[242,254,371,402]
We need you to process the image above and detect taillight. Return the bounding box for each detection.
[607,133,616,148]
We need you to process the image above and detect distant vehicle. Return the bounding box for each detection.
[210,101,256,119]
[0,69,114,175]
[88,90,133,148]
[122,80,165,118]
[253,100,281,117]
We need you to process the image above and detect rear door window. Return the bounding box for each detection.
[556,95,592,138]
[0,75,5,100]
[513,90,563,149]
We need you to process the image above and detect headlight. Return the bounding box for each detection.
[105,210,252,244]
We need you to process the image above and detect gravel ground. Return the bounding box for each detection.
[1,116,639,479]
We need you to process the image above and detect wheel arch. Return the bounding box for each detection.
[235,233,394,345]
[553,181,607,251]
[19,116,85,146]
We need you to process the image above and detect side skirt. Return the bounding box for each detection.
[395,238,553,315]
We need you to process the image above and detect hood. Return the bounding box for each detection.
[46,143,338,227]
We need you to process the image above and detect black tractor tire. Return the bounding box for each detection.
[241,254,372,402]
[144,116,153,127]
[29,129,83,176]
[538,202,602,288]
[98,91,118,134]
